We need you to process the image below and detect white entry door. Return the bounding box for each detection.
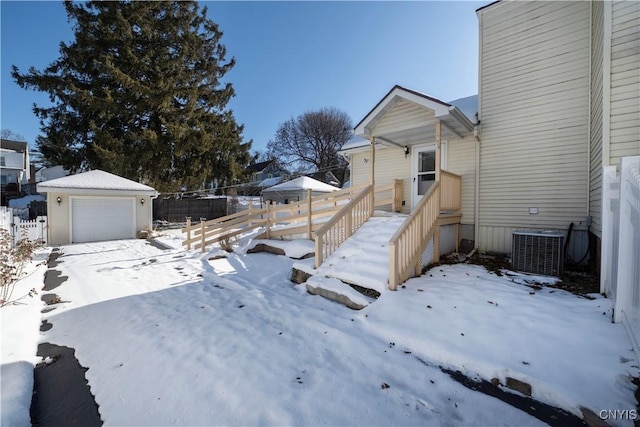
[71,197,135,243]
[412,144,437,209]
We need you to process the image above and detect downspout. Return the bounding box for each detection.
[586,2,592,222]
[471,10,484,257]
[470,130,480,259]
[602,0,612,170]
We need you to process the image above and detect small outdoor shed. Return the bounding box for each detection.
[37,170,157,245]
[261,176,339,204]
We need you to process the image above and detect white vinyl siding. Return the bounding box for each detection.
[373,99,437,144]
[478,1,591,253]
[590,0,605,238]
[446,137,475,225]
[609,0,640,167]
[350,148,412,214]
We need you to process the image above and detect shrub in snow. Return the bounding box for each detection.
[218,233,238,253]
[0,229,41,307]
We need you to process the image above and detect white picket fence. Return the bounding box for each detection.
[0,206,48,247]
[602,155,640,356]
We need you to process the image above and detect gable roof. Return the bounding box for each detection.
[245,159,275,174]
[262,176,339,193]
[353,85,476,142]
[37,170,157,195]
[339,92,478,154]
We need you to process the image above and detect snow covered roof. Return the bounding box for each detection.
[262,176,340,193]
[448,95,478,122]
[37,170,157,195]
[258,176,283,187]
[340,135,370,151]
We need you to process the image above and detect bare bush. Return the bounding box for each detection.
[0,229,42,307]
[218,234,237,253]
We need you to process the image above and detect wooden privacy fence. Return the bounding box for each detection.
[182,180,404,252]
[154,197,227,222]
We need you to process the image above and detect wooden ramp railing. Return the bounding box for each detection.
[388,183,441,291]
[182,184,368,251]
[314,185,374,268]
[182,180,405,252]
[388,171,462,290]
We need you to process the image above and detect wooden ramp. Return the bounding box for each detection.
[298,214,407,309]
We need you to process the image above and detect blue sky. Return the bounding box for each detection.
[1,1,483,154]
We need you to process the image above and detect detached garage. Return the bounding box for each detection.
[37,170,157,245]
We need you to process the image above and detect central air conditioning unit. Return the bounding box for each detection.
[512,230,564,276]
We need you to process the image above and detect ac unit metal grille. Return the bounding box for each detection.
[512,230,564,276]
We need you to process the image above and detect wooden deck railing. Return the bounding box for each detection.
[440,170,461,212]
[313,185,374,268]
[373,179,403,212]
[388,182,441,291]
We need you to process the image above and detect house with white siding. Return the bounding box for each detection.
[340,0,639,270]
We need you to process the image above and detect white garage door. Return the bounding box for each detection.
[71,198,135,243]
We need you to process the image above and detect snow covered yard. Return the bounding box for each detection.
[1,233,638,426]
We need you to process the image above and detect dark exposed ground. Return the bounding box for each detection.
[465,253,601,297]
[31,250,102,427]
[438,366,588,427]
[31,343,102,427]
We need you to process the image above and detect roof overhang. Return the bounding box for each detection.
[36,186,158,196]
[351,85,475,150]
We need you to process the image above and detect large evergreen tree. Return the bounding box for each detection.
[12,1,250,191]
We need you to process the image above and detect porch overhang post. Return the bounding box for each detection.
[370,136,376,186]
[370,135,376,213]
[435,119,441,181]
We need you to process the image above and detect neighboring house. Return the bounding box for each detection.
[262,176,340,204]
[238,159,290,196]
[341,0,640,267]
[36,170,158,245]
[35,165,71,182]
[0,139,30,198]
[244,159,289,185]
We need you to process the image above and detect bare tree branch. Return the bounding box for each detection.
[267,107,352,176]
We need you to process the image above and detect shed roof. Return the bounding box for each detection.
[37,170,157,195]
[262,176,339,193]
